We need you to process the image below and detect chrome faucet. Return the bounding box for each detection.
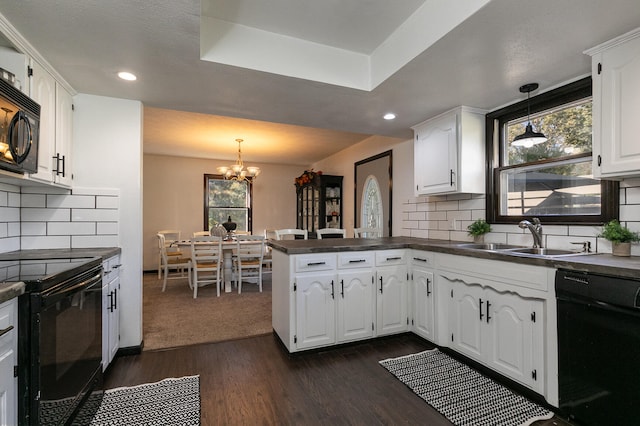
[519,217,544,248]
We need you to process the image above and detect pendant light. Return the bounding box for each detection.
[216,138,260,181]
[512,83,547,148]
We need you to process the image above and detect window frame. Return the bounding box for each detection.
[203,174,253,232]
[485,77,618,225]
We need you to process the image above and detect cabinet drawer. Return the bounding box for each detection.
[338,251,374,269]
[0,299,16,344]
[295,254,337,272]
[410,250,434,267]
[375,249,407,266]
[103,255,121,283]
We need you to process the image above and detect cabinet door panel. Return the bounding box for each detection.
[487,293,544,393]
[376,266,407,336]
[593,32,640,177]
[29,61,56,182]
[413,267,435,341]
[414,112,456,195]
[296,273,335,349]
[337,270,374,342]
[54,85,73,186]
[449,280,484,361]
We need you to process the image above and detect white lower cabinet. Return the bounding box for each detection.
[102,255,121,370]
[0,298,17,426]
[294,252,375,350]
[337,269,374,342]
[411,264,436,342]
[445,275,545,394]
[375,250,408,336]
[295,272,336,350]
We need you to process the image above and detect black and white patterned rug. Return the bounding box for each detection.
[89,375,200,425]
[379,349,553,426]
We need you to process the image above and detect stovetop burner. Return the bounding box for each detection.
[0,257,102,291]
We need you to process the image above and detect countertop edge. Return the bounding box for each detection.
[269,237,640,279]
[0,281,25,304]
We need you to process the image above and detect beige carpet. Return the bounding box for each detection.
[143,272,272,350]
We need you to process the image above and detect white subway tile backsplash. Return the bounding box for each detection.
[7,222,19,237]
[409,229,429,238]
[428,230,450,240]
[459,198,485,210]
[73,187,119,196]
[620,204,640,221]
[96,196,119,209]
[425,211,447,221]
[541,225,569,236]
[7,192,20,207]
[436,201,458,211]
[48,222,96,235]
[446,210,471,221]
[625,187,640,204]
[408,211,426,221]
[72,235,119,248]
[21,194,46,208]
[47,194,95,209]
[21,236,71,250]
[22,208,70,222]
[21,222,47,236]
[0,186,120,252]
[97,222,119,235]
[21,186,70,195]
[0,206,19,222]
[72,208,118,222]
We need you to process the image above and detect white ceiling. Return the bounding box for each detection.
[0,0,639,166]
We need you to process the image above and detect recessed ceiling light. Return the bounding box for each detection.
[118,71,137,81]
[383,113,396,120]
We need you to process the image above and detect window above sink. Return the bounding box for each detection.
[486,77,619,225]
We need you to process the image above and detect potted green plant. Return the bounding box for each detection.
[598,220,639,256]
[467,219,492,243]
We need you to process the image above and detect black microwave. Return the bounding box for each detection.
[0,77,40,174]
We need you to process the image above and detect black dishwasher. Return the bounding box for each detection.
[556,269,640,426]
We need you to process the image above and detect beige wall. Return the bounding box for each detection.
[143,153,303,270]
[312,135,412,236]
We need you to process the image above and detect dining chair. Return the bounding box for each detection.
[157,229,182,279]
[262,229,277,274]
[191,236,223,298]
[192,230,210,237]
[275,228,308,240]
[157,233,192,292]
[234,235,265,293]
[354,227,382,238]
[316,228,346,239]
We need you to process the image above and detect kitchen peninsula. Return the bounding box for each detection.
[269,236,640,408]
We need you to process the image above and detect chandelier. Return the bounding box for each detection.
[216,138,260,181]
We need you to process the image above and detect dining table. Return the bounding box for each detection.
[170,238,254,293]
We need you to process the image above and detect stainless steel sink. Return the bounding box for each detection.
[455,243,524,251]
[501,247,586,257]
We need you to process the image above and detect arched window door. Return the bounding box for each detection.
[361,175,383,230]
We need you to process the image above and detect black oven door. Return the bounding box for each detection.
[28,267,103,425]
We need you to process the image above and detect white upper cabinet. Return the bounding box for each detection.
[412,106,486,195]
[28,60,73,187]
[586,27,640,179]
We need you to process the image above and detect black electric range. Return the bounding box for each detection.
[2,256,105,425]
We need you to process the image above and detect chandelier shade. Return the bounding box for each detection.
[511,83,547,148]
[216,138,260,181]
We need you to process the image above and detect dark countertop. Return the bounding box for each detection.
[269,237,640,279]
[0,247,121,261]
[0,281,25,305]
[0,247,121,303]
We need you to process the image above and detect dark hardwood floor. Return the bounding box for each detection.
[104,333,573,425]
